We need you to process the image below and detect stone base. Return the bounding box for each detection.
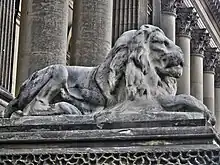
[0,114,219,164]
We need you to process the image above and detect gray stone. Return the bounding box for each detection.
[71,0,113,66]
[3,24,215,125]
[16,0,69,90]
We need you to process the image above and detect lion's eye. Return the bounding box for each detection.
[151,39,163,44]
[164,40,169,47]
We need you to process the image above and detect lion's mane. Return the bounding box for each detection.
[96,25,177,106]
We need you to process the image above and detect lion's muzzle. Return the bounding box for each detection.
[156,50,184,78]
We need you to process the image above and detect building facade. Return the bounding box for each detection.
[0,0,220,130]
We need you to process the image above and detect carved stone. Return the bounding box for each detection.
[161,0,183,14]
[176,7,198,37]
[203,48,219,72]
[1,24,220,163]
[2,24,215,125]
[191,29,210,55]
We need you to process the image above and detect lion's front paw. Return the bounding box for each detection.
[206,111,216,126]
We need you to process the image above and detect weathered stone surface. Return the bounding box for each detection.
[3,24,216,125]
[161,0,183,14]
[0,116,219,164]
[176,7,198,37]
[16,0,69,89]
[191,29,210,55]
[204,47,219,72]
[71,0,113,66]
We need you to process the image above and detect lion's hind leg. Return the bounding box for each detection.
[22,65,69,116]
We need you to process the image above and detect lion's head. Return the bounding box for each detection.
[96,24,184,105]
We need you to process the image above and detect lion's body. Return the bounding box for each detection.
[3,25,215,124]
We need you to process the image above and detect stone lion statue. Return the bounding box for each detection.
[3,25,215,124]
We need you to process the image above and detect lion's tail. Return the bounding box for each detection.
[4,67,53,118]
[3,98,19,118]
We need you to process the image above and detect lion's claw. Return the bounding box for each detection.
[206,112,216,126]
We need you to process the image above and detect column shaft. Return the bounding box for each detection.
[0,0,16,92]
[112,0,148,45]
[203,48,218,113]
[215,87,220,132]
[190,55,203,100]
[176,7,197,95]
[71,0,113,66]
[161,13,176,42]
[203,72,215,113]
[161,0,183,42]
[190,29,210,101]
[176,36,191,94]
[16,0,68,91]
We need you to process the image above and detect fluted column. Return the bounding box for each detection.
[16,0,68,91]
[71,0,113,66]
[112,0,149,44]
[215,65,220,132]
[161,0,182,42]
[190,29,210,101]
[176,7,197,95]
[0,0,16,92]
[203,48,218,113]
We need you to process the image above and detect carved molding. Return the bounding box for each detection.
[190,29,210,55]
[176,7,198,37]
[203,48,219,72]
[161,0,183,14]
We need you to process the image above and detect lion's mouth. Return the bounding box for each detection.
[156,64,183,78]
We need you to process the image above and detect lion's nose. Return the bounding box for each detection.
[165,52,184,68]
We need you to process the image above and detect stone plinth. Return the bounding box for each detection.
[0,113,219,164]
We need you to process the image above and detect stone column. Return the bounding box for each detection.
[71,0,113,66]
[152,0,161,27]
[190,29,210,101]
[16,0,68,91]
[215,65,220,132]
[0,0,16,92]
[176,7,197,95]
[161,0,182,42]
[112,0,148,45]
[215,64,220,132]
[203,48,218,113]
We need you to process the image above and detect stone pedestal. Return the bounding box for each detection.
[176,7,197,95]
[16,0,68,91]
[203,48,218,113]
[71,0,113,66]
[0,114,219,164]
[190,29,210,101]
